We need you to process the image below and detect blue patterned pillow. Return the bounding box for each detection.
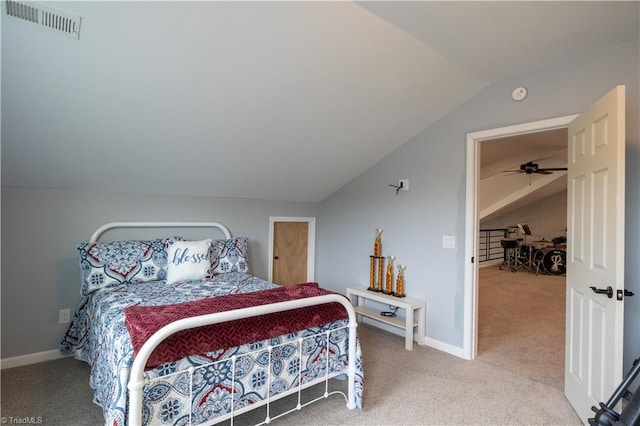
[77,238,172,295]
[209,236,249,275]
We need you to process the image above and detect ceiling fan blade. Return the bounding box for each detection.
[538,167,568,171]
[534,170,553,175]
[529,156,553,163]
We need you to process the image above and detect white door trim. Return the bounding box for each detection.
[268,217,316,283]
[463,114,578,360]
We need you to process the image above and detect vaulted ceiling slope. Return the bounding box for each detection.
[2,1,638,202]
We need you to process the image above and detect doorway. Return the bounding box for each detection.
[463,114,578,360]
[268,217,316,285]
[465,87,627,421]
[477,128,569,371]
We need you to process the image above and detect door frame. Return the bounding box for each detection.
[268,216,316,283]
[463,114,578,360]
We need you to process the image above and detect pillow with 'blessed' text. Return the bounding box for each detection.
[166,239,212,284]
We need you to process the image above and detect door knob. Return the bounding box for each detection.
[590,286,613,298]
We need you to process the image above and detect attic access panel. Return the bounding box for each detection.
[5,0,81,40]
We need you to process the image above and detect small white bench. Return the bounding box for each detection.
[346,287,425,350]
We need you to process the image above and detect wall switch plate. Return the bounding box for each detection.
[59,308,70,324]
[443,235,456,249]
[399,179,409,191]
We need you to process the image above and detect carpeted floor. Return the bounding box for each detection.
[478,264,567,391]
[1,266,581,425]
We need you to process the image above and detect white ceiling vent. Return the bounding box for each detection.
[5,0,81,40]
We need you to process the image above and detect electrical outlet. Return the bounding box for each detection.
[59,308,70,324]
[443,235,456,249]
[399,179,409,191]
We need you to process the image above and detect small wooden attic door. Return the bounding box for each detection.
[268,217,316,286]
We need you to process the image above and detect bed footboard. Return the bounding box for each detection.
[127,294,358,425]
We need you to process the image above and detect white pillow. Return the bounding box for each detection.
[166,239,212,284]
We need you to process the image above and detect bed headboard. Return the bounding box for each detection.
[89,221,231,243]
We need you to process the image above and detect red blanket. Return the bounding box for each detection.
[124,283,348,369]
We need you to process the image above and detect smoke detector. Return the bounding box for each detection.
[4,0,82,40]
[511,86,528,102]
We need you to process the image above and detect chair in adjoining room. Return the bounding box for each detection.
[499,238,520,271]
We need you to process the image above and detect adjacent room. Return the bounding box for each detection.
[2,1,639,425]
[477,128,569,390]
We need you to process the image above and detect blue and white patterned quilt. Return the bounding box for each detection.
[61,272,363,425]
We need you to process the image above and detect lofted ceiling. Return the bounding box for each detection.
[478,127,569,223]
[480,128,568,180]
[2,1,638,202]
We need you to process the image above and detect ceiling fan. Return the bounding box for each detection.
[504,160,567,175]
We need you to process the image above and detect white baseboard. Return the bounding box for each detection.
[1,349,71,370]
[424,336,466,359]
[359,317,466,359]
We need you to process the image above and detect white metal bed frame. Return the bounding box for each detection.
[89,222,358,426]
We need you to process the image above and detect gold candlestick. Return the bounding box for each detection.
[384,256,395,294]
[394,264,406,297]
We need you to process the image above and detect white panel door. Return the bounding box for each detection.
[565,85,626,423]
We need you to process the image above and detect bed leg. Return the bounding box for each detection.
[346,320,358,409]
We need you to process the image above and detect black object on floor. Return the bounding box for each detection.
[589,357,640,426]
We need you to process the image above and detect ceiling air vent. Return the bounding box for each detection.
[5,0,81,40]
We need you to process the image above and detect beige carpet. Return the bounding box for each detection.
[1,266,582,425]
[478,264,567,391]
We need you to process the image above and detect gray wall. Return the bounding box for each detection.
[0,186,317,358]
[317,42,640,370]
[2,42,638,375]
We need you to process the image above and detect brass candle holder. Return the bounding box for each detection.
[384,255,395,294]
[394,264,406,297]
